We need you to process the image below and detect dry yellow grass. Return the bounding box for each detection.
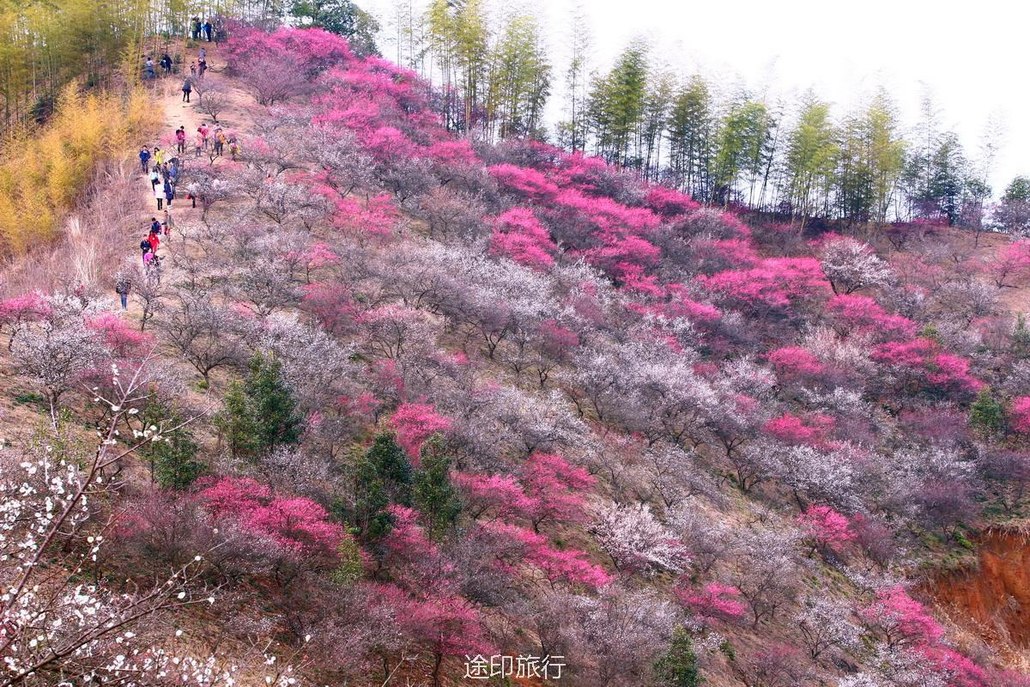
[0,82,159,256]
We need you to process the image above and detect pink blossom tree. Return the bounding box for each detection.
[489,207,558,270]
[520,452,594,531]
[675,582,746,623]
[390,403,453,462]
[797,505,855,553]
[198,477,345,564]
[1010,396,1030,435]
[859,586,944,649]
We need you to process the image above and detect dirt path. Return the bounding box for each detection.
[136,43,256,267]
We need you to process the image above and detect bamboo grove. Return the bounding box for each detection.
[385,2,1004,229]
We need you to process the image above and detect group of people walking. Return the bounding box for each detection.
[139,144,180,211]
[191,17,219,42]
[181,47,209,103]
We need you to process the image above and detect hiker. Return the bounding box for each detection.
[229,136,240,161]
[148,167,160,191]
[147,254,162,284]
[213,128,225,157]
[160,53,172,75]
[197,58,207,79]
[189,61,197,77]
[193,131,203,157]
[143,250,155,271]
[191,17,202,41]
[198,124,210,149]
[149,217,161,235]
[148,226,161,253]
[186,181,199,209]
[164,178,175,208]
[175,126,187,153]
[154,147,165,167]
[203,19,213,42]
[155,181,165,210]
[163,210,174,239]
[199,47,206,61]
[182,77,192,103]
[139,146,151,173]
[143,57,155,80]
[140,235,152,259]
[115,274,131,310]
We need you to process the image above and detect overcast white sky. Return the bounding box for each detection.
[362,0,1028,196]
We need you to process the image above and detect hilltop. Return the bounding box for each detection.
[1,24,1030,687]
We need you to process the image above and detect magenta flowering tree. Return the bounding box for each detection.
[764,413,835,447]
[675,581,747,623]
[198,477,345,563]
[797,505,855,553]
[453,472,534,520]
[488,164,560,201]
[478,521,611,589]
[768,346,827,382]
[859,586,944,649]
[86,312,155,362]
[871,338,983,400]
[390,403,453,461]
[695,257,831,316]
[986,239,1030,287]
[1011,396,1030,435]
[0,291,51,347]
[643,185,700,218]
[364,581,490,687]
[826,294,916,341]
[489,207,558,270]
[519,452,594,531]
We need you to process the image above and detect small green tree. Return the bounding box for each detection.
[291,0,380,56]
[653,627,703,687]
[139,400,205,490]
[1014,314,1030,359]
[215,353,302,460]
[412,436,462,540]
[353,433,412,541]
[970,387,1005,436]
[330,534,366,586]
[152,430,204,490]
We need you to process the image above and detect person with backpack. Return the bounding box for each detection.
[149,217,161,235]
[115,274,131,310]
[213,128,226,157]
[229,136,240,161]
[139,146,151,173]
[163,178,175,208]
[175,126,187,153]
[197,57,207,79]
[160,53,172,75]
[182,77,192,103]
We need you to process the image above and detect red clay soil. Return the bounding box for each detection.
[929,531,1030,647]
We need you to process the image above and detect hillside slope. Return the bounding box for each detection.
[2,26,1030,687]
